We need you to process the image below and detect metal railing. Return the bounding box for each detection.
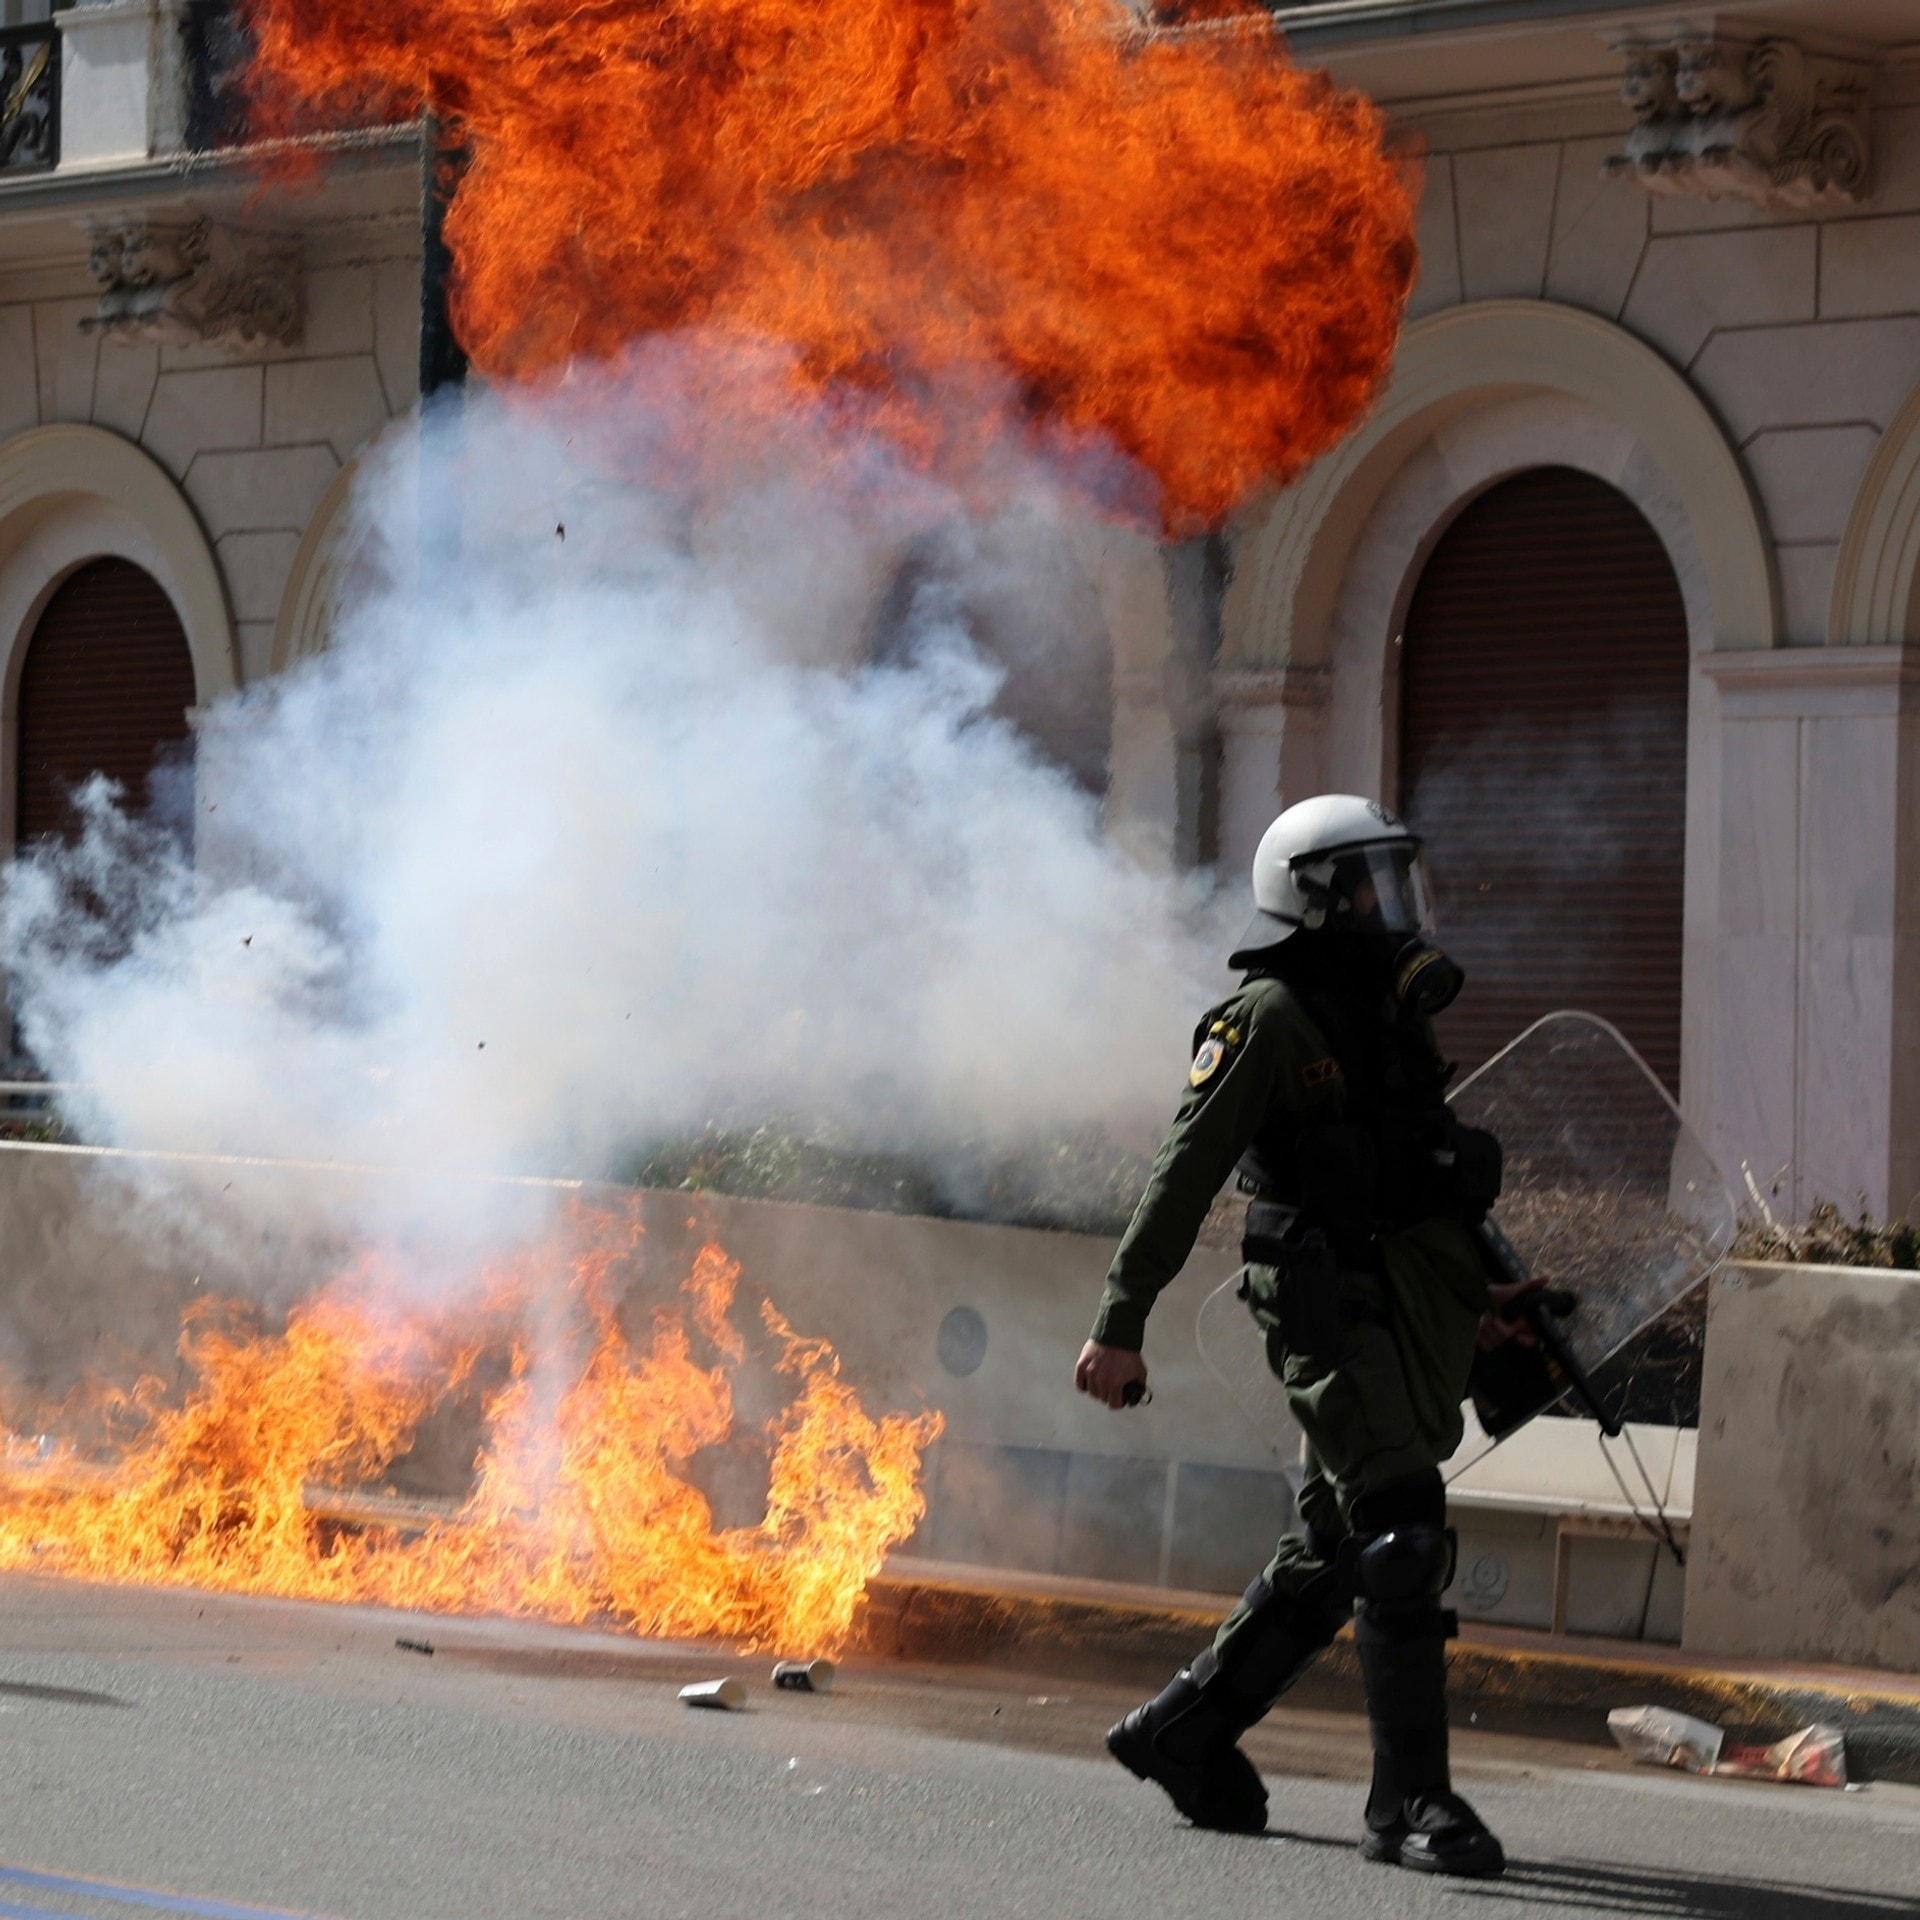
[0,17,57,176]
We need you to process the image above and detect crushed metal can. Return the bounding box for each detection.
[772,1658,835,1694]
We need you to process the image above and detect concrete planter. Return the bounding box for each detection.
[1688,1259,1920,1673]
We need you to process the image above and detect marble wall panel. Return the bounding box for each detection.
[1742,426,1880,546]
[1058,1452,1170,1587]
[919,1440,1067,1575]
[1711,716,1798,1206]
[33,297,99,425]
[1774,545,1840,647]
[1624,228,1818,371]
[0,305,35,439]
[1216,713,1284,883]
[1712,937,1798,1212]
[1454,145,1559,302]
[1894,707,1920,1222]
[89,341,158,443]
[264,356,391,464]
[1802,711,1898,939]
[234,619,275,689]
[185,444,341,541]
[1797,933,1895,1212]
[1408,154,1462,322]
[214,529,304,625]
[1822,213,1920,320]
[1692,319,1920,442]
[1544,137,1649,321]
[1165,1463,1292,1596]
[142,366,263,475]
[372,259,423,415]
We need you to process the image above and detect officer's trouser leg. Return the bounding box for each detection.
[1107,1461,1350,1833]
[1349,1471,1503,1878]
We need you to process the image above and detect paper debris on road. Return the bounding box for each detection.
[1609,1706,1847,1786]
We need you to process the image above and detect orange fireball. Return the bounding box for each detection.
[236,0,1417,530]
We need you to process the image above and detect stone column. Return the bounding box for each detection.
[1213,665,1328,884]
[1702,645,1920,1221]
[57,0,189,172]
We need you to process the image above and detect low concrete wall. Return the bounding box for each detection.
[1688,1260,1920,1672]
[0,1148,1284,1596]
[0,1146,1689,1633]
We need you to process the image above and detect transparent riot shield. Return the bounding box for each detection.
[1194,1271,1299,1464]
[1443,1010,1735,1474]
[1195,1010,1735,1473]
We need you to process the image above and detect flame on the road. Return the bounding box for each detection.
[236,0,1417,531]
[0,1206,940,1653]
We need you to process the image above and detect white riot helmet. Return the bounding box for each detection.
[1229,794,1435,967]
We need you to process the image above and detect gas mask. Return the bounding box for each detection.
[1293,843,1465,1016]
[1391,938,1466,1017]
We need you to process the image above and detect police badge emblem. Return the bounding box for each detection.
[1189,1037,1226,1087]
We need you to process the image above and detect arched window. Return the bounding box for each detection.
[1398,467,1689,1091]
[16,558,198,847]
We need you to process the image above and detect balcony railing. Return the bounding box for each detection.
[0,18,58,175]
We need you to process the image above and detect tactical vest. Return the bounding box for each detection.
[1235,977,1500,1255]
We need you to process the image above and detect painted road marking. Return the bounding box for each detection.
[0,1865,330,1919]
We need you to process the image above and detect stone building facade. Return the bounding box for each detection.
[1164,0,1920,1226]
[1,0,1918,1223]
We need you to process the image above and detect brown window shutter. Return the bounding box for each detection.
[1398,467,1690,1093]
[16,558,198,847]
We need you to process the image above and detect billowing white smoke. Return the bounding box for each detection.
[3,346,1225,1257]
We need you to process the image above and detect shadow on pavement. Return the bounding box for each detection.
[0,1678,130,1709]
[1262,1832,1917,1918]
[1474,1858,1920,1917]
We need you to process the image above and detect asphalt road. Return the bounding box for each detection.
[0,1577,1915,1920]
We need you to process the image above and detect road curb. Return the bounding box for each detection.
[857,1563,1920,1786]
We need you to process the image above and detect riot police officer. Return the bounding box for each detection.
[1073,794,1507,1878]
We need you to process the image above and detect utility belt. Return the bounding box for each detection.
[1240,1197,1391,1360]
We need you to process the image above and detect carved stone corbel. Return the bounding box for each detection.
[1603,34,1870,210]
[82,219,305,353]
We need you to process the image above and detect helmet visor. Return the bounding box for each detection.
[1294,843,1433,936]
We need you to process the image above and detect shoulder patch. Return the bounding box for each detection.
[1301,1056,1343,1088]
[1190,1037,1228,1088]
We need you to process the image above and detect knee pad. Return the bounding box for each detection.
[1354,1524,1455,1607]
[1351,1473,1454,1636]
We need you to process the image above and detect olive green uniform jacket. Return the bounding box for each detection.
[1091,974,1489,1518]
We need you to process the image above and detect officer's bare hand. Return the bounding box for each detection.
[1478,1277,1545,1350]
[1074,1340,1149,1410]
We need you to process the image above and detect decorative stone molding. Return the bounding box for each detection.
[1222,300,1777,673]
[1603,35,1870,209]
[0,424,240,711]
[82,219,303,353]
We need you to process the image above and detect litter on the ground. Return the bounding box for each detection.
[394,1637,434,1657]
[772,1659,834,1693]
[680,1677,747,1711]
[1716,1723,1848,1787]
[1608,1706,1847,1786]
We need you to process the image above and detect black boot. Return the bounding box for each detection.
[1360,1789,1506,1877]
[1343,1485,1505,1879]
[1106,1668,1270,1833]
[1107,1576,1341,1834]
[1352,1599,1505,1879]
